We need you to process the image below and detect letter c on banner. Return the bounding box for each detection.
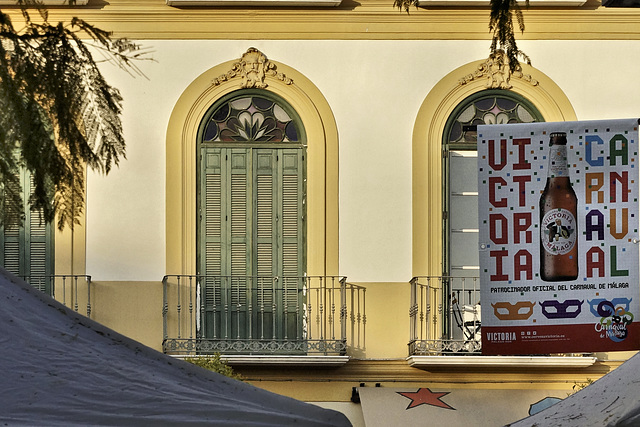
[489,177,508,208]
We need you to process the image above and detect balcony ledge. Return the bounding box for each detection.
[222,355,350,366]
[164,354,349,366]
[407,355,597,368]
[173,354,350,366]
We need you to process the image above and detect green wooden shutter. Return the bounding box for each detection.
[201,147,253,338]
[228,149,251,338]
[2,217,22,276]
[253,148,305,339]
[228,149,251,288]
[279,148,305,340]
[200,147,223,338]
[254,148,305,277]
[280,149,305,278]
[255,149,276,277]
[0,169,54,293]
[254,149,278,339]
[2,173,24,275]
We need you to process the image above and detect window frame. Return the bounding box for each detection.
[442,89,544,277]
[0,166,55,294]
[166,49,339,281]
[196,89,308,343]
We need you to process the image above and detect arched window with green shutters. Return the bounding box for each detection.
[197,90,306,349]
[0,167,54,294]
[443,90,543,278]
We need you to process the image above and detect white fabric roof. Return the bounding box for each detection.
[508,352,640,427]
[0,269,350,426]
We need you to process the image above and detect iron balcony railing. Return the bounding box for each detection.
[409,276,481,355]
[162,275,366,356]
[21,274,92,318]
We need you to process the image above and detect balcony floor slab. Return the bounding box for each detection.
[407,355,597,369]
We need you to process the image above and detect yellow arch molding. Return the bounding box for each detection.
[412,57,577,277]
[166,49,339,277]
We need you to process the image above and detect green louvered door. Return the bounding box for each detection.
[199,147,250,340]
[199,146,306,344]
[0,169,54,294]
[254,148,306,342]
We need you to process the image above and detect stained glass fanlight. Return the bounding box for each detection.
[446,90,543,146]
[202,94,300,143]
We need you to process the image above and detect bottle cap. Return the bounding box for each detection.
[549,132,567,145]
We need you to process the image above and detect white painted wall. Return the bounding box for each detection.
[86,40,640,282]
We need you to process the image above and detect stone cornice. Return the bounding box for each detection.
[231,357,622,383]
[4,0,640,40]
[407,355,598,368]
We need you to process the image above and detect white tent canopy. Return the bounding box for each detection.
[508,351,640,427]
[0,269,350,426]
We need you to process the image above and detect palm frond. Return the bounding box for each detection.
[489,0,530,72]
[394,0,419,12]
[0,5,150,229]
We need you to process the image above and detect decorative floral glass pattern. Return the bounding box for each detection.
[448,95,538,145]
[203,96,300,143]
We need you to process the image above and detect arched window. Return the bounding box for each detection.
[197,90,307,344]
[442,90,543,277]
[166,48,339,355]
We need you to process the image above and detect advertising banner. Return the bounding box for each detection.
[478,119,640,355]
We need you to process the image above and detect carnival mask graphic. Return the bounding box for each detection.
[491,301,535,320]
[588,298,632,318]
[539,299,583,319]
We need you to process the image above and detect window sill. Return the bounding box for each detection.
[407,355,597,368]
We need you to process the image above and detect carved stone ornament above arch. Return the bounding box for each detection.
[458,50,539,90]
[211,47,293,89]
[411,56,576,277]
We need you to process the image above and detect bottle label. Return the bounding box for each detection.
[549,145,568,178]
[541,208,577,255]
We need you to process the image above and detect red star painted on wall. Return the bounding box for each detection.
[397,388,455,410]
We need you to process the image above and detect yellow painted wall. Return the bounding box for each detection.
[89,281,164,351]
[235,358,623,402]
[5,2,640,415]
[351,282,410,359]
[88,279,411,359]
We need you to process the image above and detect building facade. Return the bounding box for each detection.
[4,0,640,424]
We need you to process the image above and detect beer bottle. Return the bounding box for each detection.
[539,132,578,281]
